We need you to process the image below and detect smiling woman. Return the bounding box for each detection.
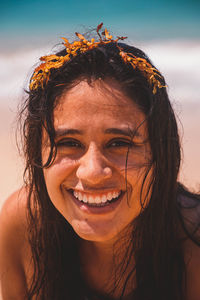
[0,24,200,300]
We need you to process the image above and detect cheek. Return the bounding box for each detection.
[127,166,153,209]
[42,158,77,217]
[122,146,152,186]
[43,156,77,194]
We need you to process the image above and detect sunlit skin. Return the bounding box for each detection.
[42,80,152,245]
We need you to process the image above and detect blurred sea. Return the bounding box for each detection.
[1,0,200,107]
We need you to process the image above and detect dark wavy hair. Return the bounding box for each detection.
[19,39,200,300]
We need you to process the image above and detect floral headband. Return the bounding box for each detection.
[30,23,165,94]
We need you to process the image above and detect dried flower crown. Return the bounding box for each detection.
[30,23,165,94]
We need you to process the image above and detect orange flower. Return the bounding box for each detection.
[29,22,165,94]
[103,28,113,40]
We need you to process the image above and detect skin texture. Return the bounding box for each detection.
[42,80,152,244]
[0,80,200,299]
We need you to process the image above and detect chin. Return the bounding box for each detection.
[71,219,121,243]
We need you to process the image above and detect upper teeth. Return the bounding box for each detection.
[73,190,121,204]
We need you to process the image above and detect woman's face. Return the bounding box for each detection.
[42,80,152,243]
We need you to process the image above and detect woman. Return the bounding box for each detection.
[0,24,200,300]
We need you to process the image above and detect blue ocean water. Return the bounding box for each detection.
[1,0,200,47]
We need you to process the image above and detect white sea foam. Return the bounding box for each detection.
[0,40,200,107]
[140,40,200,104]
[0,47,49,107]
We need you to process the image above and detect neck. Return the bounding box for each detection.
[79,232,136,299]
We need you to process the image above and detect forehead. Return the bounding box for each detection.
[54,80,146,132]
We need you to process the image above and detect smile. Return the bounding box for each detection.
[70,189,122,207]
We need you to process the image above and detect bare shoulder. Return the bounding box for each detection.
[0,187,30,299]
[184,236,200,300]
[0,187,29,249]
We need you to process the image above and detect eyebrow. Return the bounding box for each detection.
[55,128,84,137]
[54,127,142,138]
[105,128,142,138]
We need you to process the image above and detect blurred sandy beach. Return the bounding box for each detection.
[0,105,23,208]
[176,102,200,191]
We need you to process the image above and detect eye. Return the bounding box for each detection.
[107,139,135,148]
[56,138,83,148]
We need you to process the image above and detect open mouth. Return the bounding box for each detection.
[68,189,123,207]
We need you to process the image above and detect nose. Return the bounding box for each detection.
[76,143,112,185]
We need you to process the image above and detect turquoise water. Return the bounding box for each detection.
[1,0,200,48]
